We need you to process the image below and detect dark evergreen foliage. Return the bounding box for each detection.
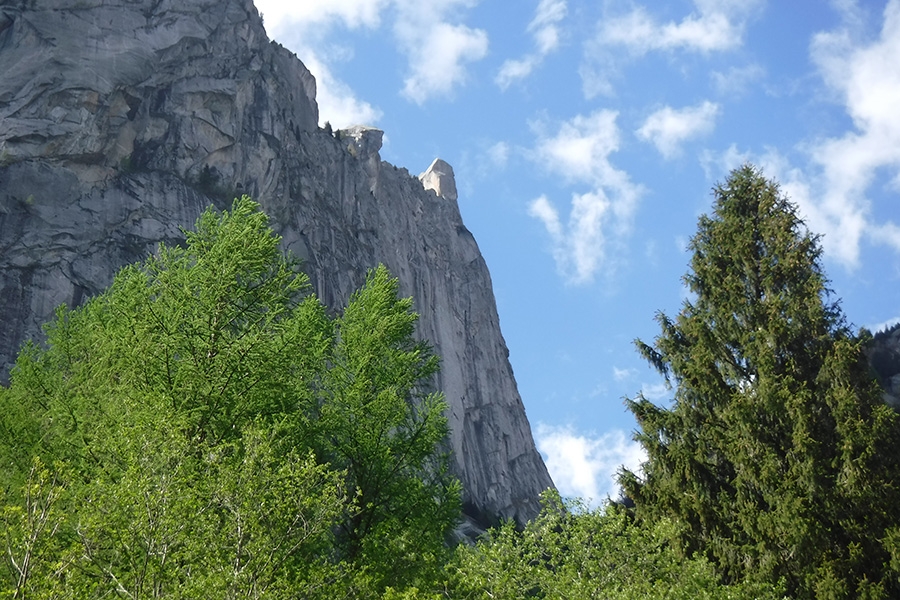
[621,165,900,598]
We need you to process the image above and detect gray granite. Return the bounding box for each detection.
[0,0,554,527]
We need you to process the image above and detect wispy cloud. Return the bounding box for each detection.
[581,0,763,96]
[803,0,900,265]
[707,2,900,270]
[711,63,766,96]
[536,424,645,505]
[394,2,489,103]
[530,194,564,236]
[528,110,642,284]
[613,366,636,381]
[598,0,763,53]
[487,141,511,168]
[699,142,751,182]
[496,0,567,89]
[640,382,670,402]
[254,0,489,118]
[636,101,721,159]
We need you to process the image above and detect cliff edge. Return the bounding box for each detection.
[0,0,554,526]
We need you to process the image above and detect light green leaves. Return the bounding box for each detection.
[321,265,460,591]
[446,490,783,600]
[0,197,460,598]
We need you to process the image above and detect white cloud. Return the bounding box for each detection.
[636,101,721,159]
[536,424,645,505]
[399,22,488,103]
[711,63,766,96]
[532,111,638,202]
[528,111,642,283]
[255,0,389,32]
[393,1,489,103]
[255,0,489,115]
[530,0,567,53]
[641,382,670,402]
[299,54,383,128]
[496,58,539,89]
[868,316,900,334]
[496,0,567,89]
[487,141,511,168]
[582,0,762,96]
[253,0,388,127]
[708,2,900,270]
[699,142,750,180]
[803,0,900,265]
[613,366,635,381]
[600,0,762,53]
[529,195,564,239]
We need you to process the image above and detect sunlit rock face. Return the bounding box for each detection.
[0,0,554,526]
[419,158,458,202]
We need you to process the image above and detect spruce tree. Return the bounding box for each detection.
[621,165,900,598]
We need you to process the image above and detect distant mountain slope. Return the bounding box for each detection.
[870,323,900,407]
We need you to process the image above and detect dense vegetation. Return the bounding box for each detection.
[0,198,458,598]
[621,166,900,599]
[2,167,899,598]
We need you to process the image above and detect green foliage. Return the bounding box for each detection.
[320,265,461,590]
[0,197,459,598]
[622,166,900,598]
[6,172,900,599]
[1,458,70,600]
[0,147,13,168]
[445,490,784,600]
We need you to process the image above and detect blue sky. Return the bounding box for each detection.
[255,0,900,504]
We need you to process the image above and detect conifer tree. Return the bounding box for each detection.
[621,165,900,598]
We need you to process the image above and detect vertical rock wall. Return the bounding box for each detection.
[0,0,554,524]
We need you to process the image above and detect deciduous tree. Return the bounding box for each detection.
[0,197,459,598]
[446,490,782,600]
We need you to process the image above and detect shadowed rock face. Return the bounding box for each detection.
[0,0,554,525]
[869,324,900,408]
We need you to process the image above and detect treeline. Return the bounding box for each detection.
[2,167,899,599]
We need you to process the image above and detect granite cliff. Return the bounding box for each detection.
[0,0,554,526]
[869,323,900,408]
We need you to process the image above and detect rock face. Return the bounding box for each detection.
[420,158,458,202]
[869,324,900,408]
[0,0,554,525]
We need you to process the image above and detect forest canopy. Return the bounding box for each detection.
[0,197,460,598]
[2,167,899,599]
